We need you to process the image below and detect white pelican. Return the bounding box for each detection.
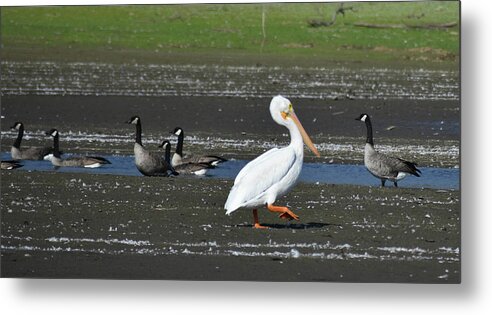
[224,95,320,229]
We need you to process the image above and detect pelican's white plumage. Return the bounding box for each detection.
[224,95,320,228]
[224,147,298,213]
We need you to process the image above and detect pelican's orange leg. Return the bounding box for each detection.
[253,209,268,229]
[267,204,300,221]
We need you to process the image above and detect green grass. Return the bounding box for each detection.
[1,2,459,64]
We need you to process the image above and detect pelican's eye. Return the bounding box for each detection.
[289,104,293,112]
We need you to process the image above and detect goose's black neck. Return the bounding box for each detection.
[135,121,142,145]
[13,125,24,148]
[164,144,172,164]
[364,117,374,145]
[52,134,61,158]
[176,132,184,156]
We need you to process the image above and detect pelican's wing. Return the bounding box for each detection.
[233,148,279,185]
[225,147,295,213]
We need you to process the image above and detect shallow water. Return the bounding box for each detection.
[216,159,459,190]
[1,153,459,190]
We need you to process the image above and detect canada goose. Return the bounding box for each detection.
[10,122,54,160]
[355,113,421,187]
[1,160,23,170]
[126,116,176,176]
[45,129,111,168]
[170,127,227,167]
[158,140,211,176]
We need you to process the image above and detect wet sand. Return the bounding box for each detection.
[1,171,460,282]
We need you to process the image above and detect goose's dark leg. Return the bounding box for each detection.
[381,179,386,187]
[394,181,398,188]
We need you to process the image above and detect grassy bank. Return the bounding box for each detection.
[1,2,459,65]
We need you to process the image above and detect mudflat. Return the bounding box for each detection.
[1,95,459,167]
[1,171,459,282]
[1,95,459,140]
[0,78,460,283]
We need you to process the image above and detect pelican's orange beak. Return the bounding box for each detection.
[288,111,320,157]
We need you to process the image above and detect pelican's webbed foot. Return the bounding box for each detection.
[267,204,300,221]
